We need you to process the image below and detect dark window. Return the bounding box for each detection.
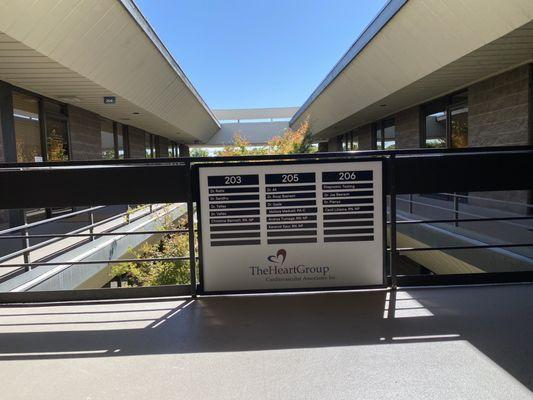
[116,123,125,159]
[341,131,359,151]
[374,118,396,150]
[13,91,42,162]
[43,100,69,162]
[45,115,69,161]
[450,92,468,148]
[423,91,468,149]
[154,136,160,157]
[424,100,447,148]
[101,119,115,159]
[169,141,178,157]
[145,133,155,158]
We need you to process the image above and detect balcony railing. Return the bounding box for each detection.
[0,145,531,302]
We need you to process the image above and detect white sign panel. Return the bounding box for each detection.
[198,161,384,292]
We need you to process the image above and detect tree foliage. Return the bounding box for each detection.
[111,219,192,287]
[216,118,314,156]
[190,148,210,158]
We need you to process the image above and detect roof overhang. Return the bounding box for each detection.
[207,107,299,146]
[291,0,533,140]
[0,0,220,143]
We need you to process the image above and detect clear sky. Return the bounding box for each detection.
[135,0,388,110]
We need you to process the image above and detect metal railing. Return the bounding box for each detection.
[388,191,533,287]
[0,145,532,302]
[0,203,171,275]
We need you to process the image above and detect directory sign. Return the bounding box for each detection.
[197,160,384,292]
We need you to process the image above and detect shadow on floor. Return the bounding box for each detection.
[0,284,532,390]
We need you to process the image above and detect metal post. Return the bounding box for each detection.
[389,155,398,290]
[89,208,95,241]
[22,212,31,272]
[149,204,153,213]
[453,193,459,227]
[187,200,197,298]
[409,193,413,214]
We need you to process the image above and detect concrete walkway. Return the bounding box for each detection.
[0,284,532,399]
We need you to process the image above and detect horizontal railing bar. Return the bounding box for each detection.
[396,197,483,218]
[2,144,531,169]
[0,285,192,303]
[441,192,533,209]
[396,197,533,230]
[392,216,533,225]
[396,243,533,252]
[0,204,170,264]
[0,257,199,268]
[0,206,106,235]
[0,229,195,240]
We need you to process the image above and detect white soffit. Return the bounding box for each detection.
[0,0,219,143]
[292,0,533,139]
[213,107,300,121]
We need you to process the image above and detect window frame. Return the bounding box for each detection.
[421,89,468,149]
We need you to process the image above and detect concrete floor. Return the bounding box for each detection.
[0,284,532,400]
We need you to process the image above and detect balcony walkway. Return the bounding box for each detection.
[0,284,532,399]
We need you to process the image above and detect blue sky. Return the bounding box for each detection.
[135,0,388,110]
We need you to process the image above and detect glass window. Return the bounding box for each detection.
[13,91,42,162]
[101,119,115,159]
[169,141,177,157]
[154,136,160,157]
[352,134,359,151]
[374,119,396,150]
[46,115,69,161]
[425,100,447,148]
[424,92,468,149]
[383,118,396,150]
[116,124,124,159]
[145,133,153,158]
[375,124,383,150]
[450,92,468,148]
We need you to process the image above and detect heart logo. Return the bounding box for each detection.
[267,249,287,265]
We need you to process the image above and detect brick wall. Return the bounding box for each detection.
[467,65,531,211]
[68,105,101,160]
[357,124,373,150]
[128,127,146,159]
[157,136,169,157]
[468,65,530,147]
[0,108,4,162]
[327,136,341,152]
[395,106,420,149]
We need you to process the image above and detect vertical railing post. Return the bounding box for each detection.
[89,207,95,241]
[389,155,398,290]
[22,212,31,272]
[453,193,459,227]
[409,193,413,214]
[187,200,197,298]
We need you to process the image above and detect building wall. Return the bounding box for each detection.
[0,106,4,162]
[468,64,530,147]
[395,106,420,149]
[357,124,373,150]
[157,136,169,157]
[327,136,341,152]
[68,105,101,161]
[128,127,146,159]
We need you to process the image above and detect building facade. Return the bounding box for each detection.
[0,81,182,164]
[291,0,533,154]
[322,64,532,153]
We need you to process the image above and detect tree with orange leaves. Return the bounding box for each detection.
[216,118,314,156]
